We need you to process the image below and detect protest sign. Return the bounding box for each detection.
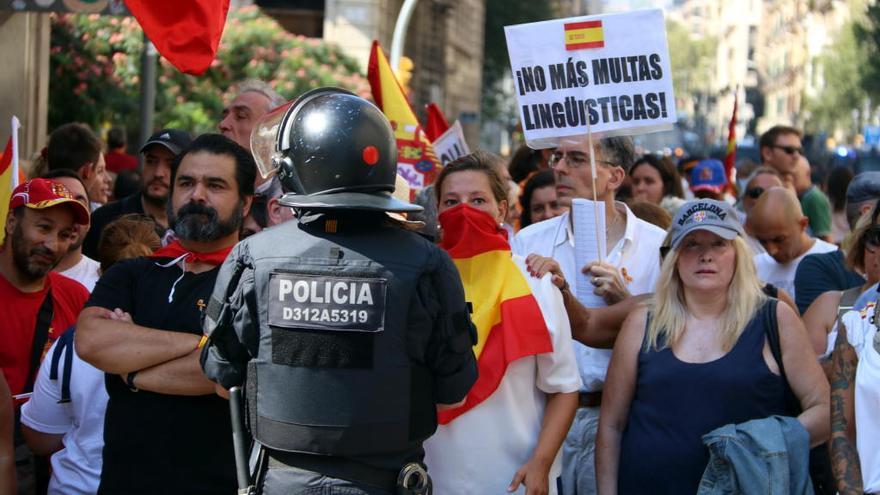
[504,9,676,149]
[433,121,471,166]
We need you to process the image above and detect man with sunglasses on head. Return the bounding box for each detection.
[759,125,804,176]
[740,167,784,254]
[512,135,666,495]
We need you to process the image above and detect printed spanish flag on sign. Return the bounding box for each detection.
[564,20,604,50]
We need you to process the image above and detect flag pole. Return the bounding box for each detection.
[585,119,603,263]
[11,116,20,185]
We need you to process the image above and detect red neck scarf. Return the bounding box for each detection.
[438,204,509,257]
[150,240,232,266]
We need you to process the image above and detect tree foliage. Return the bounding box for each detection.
[665,20,716,107]
[803,21,866,136]
[49,7,370,136]
[854,1,880,104]
[481,0,555,121]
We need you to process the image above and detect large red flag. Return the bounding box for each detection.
[424,103,450,142]
[124,0,230,75]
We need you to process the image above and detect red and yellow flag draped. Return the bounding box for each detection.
[367,40,440,192]
[437,205,553,423]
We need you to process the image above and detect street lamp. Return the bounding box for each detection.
[390,0,419,72]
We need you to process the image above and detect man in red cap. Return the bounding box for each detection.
[0,178,90,495]
[0,178,91,400]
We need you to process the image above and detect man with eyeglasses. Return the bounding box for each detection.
[511,135,666,495]
[759,125,804,177]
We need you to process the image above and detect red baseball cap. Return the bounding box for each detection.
[9,178,90,225]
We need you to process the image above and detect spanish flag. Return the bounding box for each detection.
[367,40,440,190]
[437,205,553,423]
[0,118,23,245]
[723,90,738,194]
[564,20,604,50]
[124,0,230,75]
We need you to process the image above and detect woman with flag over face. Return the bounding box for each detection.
[423,151,581,495]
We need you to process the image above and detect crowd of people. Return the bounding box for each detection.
[0,77,878,495]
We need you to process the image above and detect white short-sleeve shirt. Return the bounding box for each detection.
[511,203,665,391]
[839,304,880,493]
[58,255,100,293]
[753,238,837,301]
[20,338,108,495]
[423,256,582,494]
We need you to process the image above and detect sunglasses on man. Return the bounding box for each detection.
[745,187,765,199]
[770,144,803,156]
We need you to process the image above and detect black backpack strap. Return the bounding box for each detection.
[48,328,76,403]
[763,298,801,415]
[24,289,54,394]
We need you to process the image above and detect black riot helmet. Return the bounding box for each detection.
[251,87,421,213]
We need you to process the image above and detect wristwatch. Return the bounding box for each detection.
[125,371,139,392]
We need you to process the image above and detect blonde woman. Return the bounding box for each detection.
[596,199,828,494]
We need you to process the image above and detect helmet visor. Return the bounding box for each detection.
[250,101,294,179]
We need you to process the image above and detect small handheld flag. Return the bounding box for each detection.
[0,116,23,245]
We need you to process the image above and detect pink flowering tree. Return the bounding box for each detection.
[49,7,370,136]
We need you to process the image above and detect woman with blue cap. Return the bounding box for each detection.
[595,198,829,494]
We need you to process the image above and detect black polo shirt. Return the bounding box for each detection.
[86,257,236,495]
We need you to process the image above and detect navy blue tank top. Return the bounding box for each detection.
[618,301,788,494]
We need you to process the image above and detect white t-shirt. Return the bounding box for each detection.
[59,255,101,292]
[20,337,108,495]
[423,257,582,495]
[511,203,665,391]
[839,305,880,493]
[753,238,836,301]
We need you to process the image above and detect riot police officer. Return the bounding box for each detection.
[201,88,478,495]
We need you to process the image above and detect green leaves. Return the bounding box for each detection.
[49,7,369,137]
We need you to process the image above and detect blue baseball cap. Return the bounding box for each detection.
[690,159,727,194]
[669,199,744,250]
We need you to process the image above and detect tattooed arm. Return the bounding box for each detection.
[829,321,863,495]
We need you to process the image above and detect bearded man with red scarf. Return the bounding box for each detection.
[76,134,254,495]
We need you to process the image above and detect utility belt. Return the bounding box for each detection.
[257,450,432,495]
[578,390,602,408]
[267,450,399,493]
